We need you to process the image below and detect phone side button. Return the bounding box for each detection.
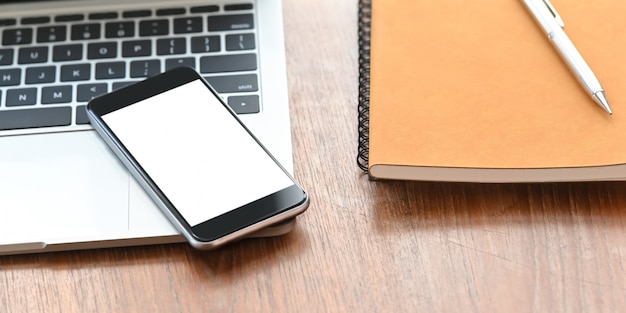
[0,241,47,253]
[227,95,259,114]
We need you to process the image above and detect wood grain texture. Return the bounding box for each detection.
[2,0,626,312]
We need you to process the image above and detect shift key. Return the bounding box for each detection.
[208,14,253,31]
[0,107,71,130]
[204,74,257,93]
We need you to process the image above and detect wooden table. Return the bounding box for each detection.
[3,0,626,312]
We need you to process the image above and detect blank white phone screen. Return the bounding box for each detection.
[101,79,293,227]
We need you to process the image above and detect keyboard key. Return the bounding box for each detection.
[0,18,17,26]
[0,107,71,131]
[6,88,37,106]
[0,49,14,65]
[165,57,194,71]
[77,83,107,102]
[42,85,73,104]
[55,14,84,22]
[225,33,255,51]
[22,16,51,25]
[204,74,258,93]
[61,63,90,81]
[88,42,117,59]
[157,38,186,55]
[228,95,259,114]
[53,44,83,61]
[25,66,55,84]
[208,14,254,31]
[200,53,257,73]
[130,60,160,78]
[139,20,169,36]
[76,105,89,124]
[106,22,135,38]
[123,10,151,18]
[156,8,185,16]
[174,17,203,34]
[96,62,125,79]
[191,36,220,53]
[89,12,118,20]
[71,23,101,40]
[122,40,151,57]
[2,28,33,45]
[37,26,67,43]
[225,4,254,11]
[18,47,48,64]
[190,5,218,13]
[0,69,21,86]
[113,81,138,90]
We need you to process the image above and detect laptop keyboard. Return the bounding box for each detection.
[0,2,261,134]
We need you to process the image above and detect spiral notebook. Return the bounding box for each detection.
[357,0,626,183]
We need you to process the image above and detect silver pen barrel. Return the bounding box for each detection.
[520,0,612,114]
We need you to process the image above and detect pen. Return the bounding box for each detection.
[520,0,613,115]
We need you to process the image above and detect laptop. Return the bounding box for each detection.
[0,0,295,255]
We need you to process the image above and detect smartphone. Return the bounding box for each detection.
[86,67,309,249]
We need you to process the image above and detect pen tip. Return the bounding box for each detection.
[594,91,613,115]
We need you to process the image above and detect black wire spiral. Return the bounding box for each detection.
[356,0,371,172]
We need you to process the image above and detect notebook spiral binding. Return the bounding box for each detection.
[357,0,372,172]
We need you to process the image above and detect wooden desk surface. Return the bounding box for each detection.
[3,0,626,312]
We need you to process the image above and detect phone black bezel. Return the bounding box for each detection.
[87,67,307,243]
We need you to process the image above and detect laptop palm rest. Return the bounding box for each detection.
[0,130,296,255]
[0,131,130,247]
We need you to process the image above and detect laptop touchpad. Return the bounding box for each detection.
[0,131,129,244]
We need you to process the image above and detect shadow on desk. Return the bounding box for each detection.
[369,180,626,231]
[0,225,310,278]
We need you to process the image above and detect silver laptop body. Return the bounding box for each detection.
[0,0,293,255]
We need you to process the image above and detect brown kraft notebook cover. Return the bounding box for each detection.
[367,0,626,182]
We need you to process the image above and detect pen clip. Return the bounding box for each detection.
[542,0,565,28]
